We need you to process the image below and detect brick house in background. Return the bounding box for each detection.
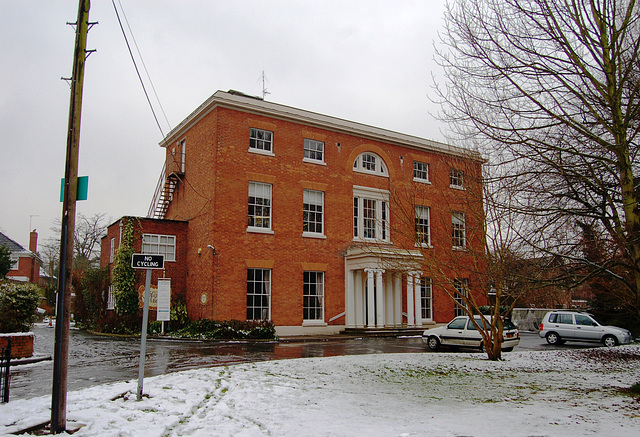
[100,218,187,317]
[1,230,41,283]
[101,90,486,335]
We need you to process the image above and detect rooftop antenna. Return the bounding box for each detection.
[258,70,270,100]
[29,214,39,232]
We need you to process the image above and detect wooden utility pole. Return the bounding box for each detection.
[51,0,91,433]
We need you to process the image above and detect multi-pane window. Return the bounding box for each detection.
[353,187,390,241]
[250,128,273,153]
[109,237,115,263]
[142,234,176,261]
[362,153,376,171]
[450,168,464,188]
[452,211,466,248]
[107,285,116,310]
[454,278,468,316]
[413,161,429,182]
[353,152,388,176]
[363,199,377,238]
[303,271,324,321]
[247,268,271,320]
[248,182,272,230]
[420,278,433,320]
[353,198,359,237]
[415,206,431,246]
[303,189,324,235]
[304,139,324,162]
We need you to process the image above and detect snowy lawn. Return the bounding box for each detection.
[2,346,640,436]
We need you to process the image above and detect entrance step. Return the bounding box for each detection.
[340,327,425,337]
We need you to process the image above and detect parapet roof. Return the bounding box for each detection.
[160,90,482,161]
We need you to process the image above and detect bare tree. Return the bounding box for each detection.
[434,0,640,327]
[378,155,533,360]
[73,212,108,269]
[42,212,109,274]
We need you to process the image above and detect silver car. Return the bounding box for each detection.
[422,315,520,352]
[539,311,632,347]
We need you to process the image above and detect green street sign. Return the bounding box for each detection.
[60,176,88,201]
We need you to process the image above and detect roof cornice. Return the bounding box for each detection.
[159,90,483,161]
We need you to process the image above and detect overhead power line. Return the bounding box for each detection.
[112,0,170,138]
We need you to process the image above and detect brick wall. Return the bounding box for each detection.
[0,333,34,359]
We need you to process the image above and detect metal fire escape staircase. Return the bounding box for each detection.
[147,151,184,219]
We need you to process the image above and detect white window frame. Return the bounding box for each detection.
[178,138,186,173]
[109,237,115,263]
[452,211,466,249]
[420,277,433,321]
[413,161,430,183]
[303,271,325,324]
[249,128,274,156]
[142,234,176,262]
[415,206,431,247]
[107,284,116,310]
[353,152,389,177]
[450,168,464,189]
[248,181,273,234]
[9,255,19,271]
[353,186,390,243]
[303,139,325,164]
[454,278,468,317]
[303,189,325,238]
[247,268,271,320]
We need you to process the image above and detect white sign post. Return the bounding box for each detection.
[131,254,164,401]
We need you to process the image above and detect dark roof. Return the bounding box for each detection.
[0,231,27,253]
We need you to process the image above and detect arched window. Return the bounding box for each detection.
[353,152,389,177]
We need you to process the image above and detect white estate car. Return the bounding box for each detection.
[422,315,520,352]
[539,311,632,347]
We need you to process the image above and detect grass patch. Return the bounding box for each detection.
[620,382,640,399]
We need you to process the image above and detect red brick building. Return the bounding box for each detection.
[100,218,187,316]
[101,90,486,335]
[1,230,41,283]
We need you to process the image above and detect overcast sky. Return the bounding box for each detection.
[0,0,449,251]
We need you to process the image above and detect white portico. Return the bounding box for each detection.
[344,246,426,329]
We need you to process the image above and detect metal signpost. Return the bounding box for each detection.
[131,254,164,401]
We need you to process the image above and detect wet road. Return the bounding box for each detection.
[9,327,585,400]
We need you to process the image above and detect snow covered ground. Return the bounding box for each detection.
[2,346,640,436]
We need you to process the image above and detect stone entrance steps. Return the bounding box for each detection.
[341,327,425,337]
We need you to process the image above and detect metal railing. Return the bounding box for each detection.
[1,338,11,403]
[148,161,168,218]
[147,151,185,219]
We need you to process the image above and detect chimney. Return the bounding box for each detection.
[30,230,38,253]
[30,229,40,283]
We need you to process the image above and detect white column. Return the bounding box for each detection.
[346,270,356,328]
[394,274,402,327]
[375,269,385,328]
[414,274,422,327]
[385,274,394,327]
[355,271,364,328]
[365,269,376,327]
[406,272,415,326]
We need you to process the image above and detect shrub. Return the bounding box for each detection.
[78,266,111,329]
[176,319,276,340]
[0,245,11,279]
[0,281,41,332]
[111,218,138,316]
[170,297,189,329]
[478,305,512,316]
